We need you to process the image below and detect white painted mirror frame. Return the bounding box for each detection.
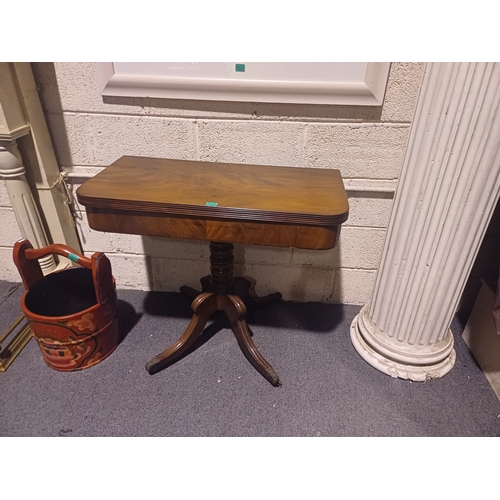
[94,62,390,106]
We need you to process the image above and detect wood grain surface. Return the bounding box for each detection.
[77,156,349,249]
[76,156,349,226]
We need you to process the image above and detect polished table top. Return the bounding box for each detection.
[77,156,349,249]
[76,156,349,250]
[77,156,349,224]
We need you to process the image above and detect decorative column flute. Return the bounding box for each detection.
[351,62,500,381]
[0,140,56,273]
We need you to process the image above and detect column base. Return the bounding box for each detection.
[350,305,456,382]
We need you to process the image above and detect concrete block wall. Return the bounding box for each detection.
[1,62,424,304]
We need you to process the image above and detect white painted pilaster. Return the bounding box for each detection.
[350,63,500,381]
[0,140,56,272]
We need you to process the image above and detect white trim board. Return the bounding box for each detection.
[95,62,390,106]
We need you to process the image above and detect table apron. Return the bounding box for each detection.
[84,208,340,250]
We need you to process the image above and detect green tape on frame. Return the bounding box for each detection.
[68,252,80,263]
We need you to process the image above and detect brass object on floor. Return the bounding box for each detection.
[0,313,32,372]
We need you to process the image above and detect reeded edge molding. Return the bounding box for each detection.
[350,305,456,381]
[75,194,349,227]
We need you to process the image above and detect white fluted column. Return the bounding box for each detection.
[350,62,500,381]
[0,140,56,273]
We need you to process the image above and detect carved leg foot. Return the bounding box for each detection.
[223,294,281,387]
[146,293,217,375]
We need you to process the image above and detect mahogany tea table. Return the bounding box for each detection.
[76,156,349,386]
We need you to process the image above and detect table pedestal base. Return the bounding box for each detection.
[181,275,282,310]
[145,242,282,387]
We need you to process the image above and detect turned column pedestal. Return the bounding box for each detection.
[0,140,56,273]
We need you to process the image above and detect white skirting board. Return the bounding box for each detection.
[462,281,500,400]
